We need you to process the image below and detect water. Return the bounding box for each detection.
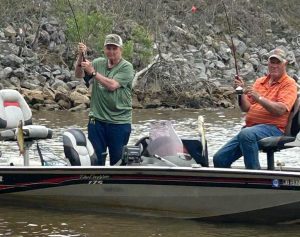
[2,204,300,237]
[17,107,300,168]
[1,108,300,236]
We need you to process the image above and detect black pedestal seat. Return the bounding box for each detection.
[258,96,300,170]
[258,135,296,170]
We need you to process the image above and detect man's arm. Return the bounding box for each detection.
[239,94,251,112]
[247,82,297,116]
[254,95,287,116]
[80,60,120,91]
[82,61,134,92]
[93,72,120,91]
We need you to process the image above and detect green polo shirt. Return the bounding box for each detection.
[89,57,134,124]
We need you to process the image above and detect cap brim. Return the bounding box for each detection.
[268,55,285,62]
[104,43,122,47]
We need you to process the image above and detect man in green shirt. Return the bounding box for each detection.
[75,34,134,165]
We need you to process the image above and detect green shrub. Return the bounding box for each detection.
[122,40,134,62]
[66,11,113,53]
[132,25,153,66]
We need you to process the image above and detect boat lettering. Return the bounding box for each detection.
[88,180,103,185]
[282,179,300,186]
[80,175,110,181]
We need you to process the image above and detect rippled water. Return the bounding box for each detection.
[3,107,299,167]
[1,108,300,236]
[2,204,300,237]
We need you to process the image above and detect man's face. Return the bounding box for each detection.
[268,57,286,79]
[104,44,122,61]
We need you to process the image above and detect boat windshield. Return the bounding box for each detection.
[147,121,189,160]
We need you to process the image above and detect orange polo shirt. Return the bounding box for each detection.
[245,73,297,132]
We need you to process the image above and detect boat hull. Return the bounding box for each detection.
[1,166,300,223]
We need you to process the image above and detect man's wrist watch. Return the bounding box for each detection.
[91,71,96,78]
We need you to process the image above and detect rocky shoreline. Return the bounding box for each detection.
[0,3,299,111]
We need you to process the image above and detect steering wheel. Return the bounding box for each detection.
[134,136,150,156]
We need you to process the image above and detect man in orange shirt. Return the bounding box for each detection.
[213,48,297,169]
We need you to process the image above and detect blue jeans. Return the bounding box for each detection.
[213,124,283,169]
[88,119,131,166]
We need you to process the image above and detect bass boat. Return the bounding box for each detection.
[0,89,300,224]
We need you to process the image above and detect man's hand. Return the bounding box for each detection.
[245,87,260,102]
[234,75,245,89]
[81,60,95,75]
[78,42,87,55]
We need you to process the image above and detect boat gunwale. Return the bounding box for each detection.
[0,165,300,179]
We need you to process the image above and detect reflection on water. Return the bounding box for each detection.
[1,108,300,236]
[1,204,300,237]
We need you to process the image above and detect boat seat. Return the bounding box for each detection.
[258,96,300,170]
[0,89,52,141]
[0,89,53,166]
[63,128,97,166]
[182,138,208,167]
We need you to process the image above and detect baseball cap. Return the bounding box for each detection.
[104,34,123,47]
[268,48,287,63]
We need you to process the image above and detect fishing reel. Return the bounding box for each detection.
[235,86,244,95]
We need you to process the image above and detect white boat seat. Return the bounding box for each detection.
[63,128,98,166]
[258,95,300,170]
[0,89,53,141]
[0,89,32,129]
[0,89,53,166]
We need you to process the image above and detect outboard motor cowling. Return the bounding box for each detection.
[63,129,97,166]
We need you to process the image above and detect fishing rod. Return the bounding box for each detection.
[221,0,238,76]
[221,0,243,104]
[67,0,86,62]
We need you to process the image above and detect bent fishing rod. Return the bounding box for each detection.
[221,0,238,76]
[67,0,86,62]
[221,0,243,105]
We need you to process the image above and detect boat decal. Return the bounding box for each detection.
[272,179,280,188]
[80,175,110,181]
[1,172,300,193]
[21,175,81,185]
[281,178,300,187]
[0,175,84,194]
[80,174,110,185]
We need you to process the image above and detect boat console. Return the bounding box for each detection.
[121,121,208,167]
